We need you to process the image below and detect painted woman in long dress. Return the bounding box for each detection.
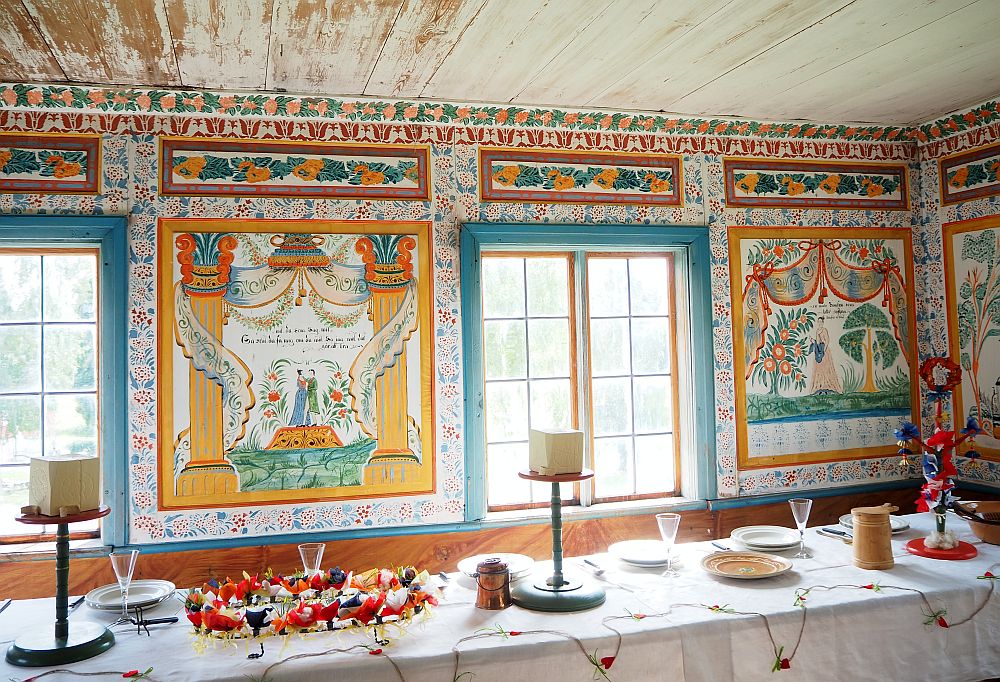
[809,317,842,394]
[290,369,311,426]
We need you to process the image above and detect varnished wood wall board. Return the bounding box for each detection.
[0,489,928,600]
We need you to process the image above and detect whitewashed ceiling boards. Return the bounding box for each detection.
[0,0,997,125]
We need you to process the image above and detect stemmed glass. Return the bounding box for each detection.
[789,498,813,559]
[298,543,325,578]
[656,513,681,577]
[109,549,139,626]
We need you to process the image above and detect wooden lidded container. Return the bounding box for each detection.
[851,503,898,570]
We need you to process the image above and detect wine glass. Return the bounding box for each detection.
[789,498,813,559]
[298,543,325,578]
[109,549,139,625]
[656,513,681,577]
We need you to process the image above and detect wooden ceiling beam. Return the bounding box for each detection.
[0,1,65,82]
[164,0,274,90]
[22,0,178,85]
[266,0,405,94]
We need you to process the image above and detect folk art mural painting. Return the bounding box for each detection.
[944,215,1000,460]
[157,219,434,509]
[729,227,918,469]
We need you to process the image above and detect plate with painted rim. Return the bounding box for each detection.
[839,514,910,533]
[701,551,793,580]
[730,525,801,549]
[85,579,176,611]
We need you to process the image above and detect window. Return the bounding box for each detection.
[0,216,126,546]
[462,223,715,519]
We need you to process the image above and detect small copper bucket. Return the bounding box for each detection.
[474,557,512,610]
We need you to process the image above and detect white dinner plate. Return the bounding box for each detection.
[839,514,910,533]
[608,540,673,566]
[85,579,176,611]
[730,526,801,549]
[457,553,534,579]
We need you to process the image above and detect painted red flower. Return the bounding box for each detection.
[331,390,343,402]
[267,391,280,404]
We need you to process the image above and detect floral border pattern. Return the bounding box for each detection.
[919,99,1000,142]
[0,132,99,193]
[478,148,682,205]
[160,137,431,200]
[0,82,916,142]
[938,141,1000,205]
[724,159,909,210]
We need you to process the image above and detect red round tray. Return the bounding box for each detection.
[904,538,978,560]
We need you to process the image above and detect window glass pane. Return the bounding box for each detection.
[0,395,41,461]
[633,375,672,434]
[529,378,573,430]
[0,465,31,532]
[484,319,526,380]
[635,434,674,494]
[593,436,633,498]
[44,254,97,322]
[44,324,97,391]
[526,258,568,316]
[0,325,41,392]
[482,258,525,318]
[628,257,670,315]
[44,394,97,456]
[0,255,41,322]
[487,442,531,506]
[631,317,670,375]
[590,318,630,376]
[587,258,629,317]
[591,377,632,436]
[527,318,570,378]
[485,381,528,442]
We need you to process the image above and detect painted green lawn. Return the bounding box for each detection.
[229,438,376,492]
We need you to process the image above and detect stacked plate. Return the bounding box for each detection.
[730,526,801,552]
[85,579,176,611]
[839,514,910,533]
[457,553,534,580]
[608,540,673,567]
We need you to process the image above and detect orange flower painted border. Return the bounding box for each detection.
[159,137,431,200]
[0,132,100,194]
[938,141,1000,205]
[478,147,682,206]
[724,158,909,210]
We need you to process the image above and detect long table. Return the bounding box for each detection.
[1,513,998,681]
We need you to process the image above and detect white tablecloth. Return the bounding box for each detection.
[1,513,998,682]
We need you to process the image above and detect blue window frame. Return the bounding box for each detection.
[460,222,716,521]
[0,215,127,545]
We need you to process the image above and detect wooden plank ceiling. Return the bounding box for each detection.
[0,0,996,125]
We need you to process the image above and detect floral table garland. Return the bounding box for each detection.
[13,564,999,682]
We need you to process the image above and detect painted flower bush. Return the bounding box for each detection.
[490,163,674,193]
[172,154,420,186]
[0,148,87,177]
[733,171,901,198]
[748,308,816,397]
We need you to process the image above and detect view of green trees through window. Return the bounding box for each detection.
[482,252,680,510]
[0,251,99,536]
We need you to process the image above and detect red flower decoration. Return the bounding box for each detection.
[927,430,956,449]
[780,659,791,670]
[600,656,616,670]
[369,648,383,655]
[267,390,281,404]
[509,631,522,636]
[123,672,139,678]
[937,616,949,628]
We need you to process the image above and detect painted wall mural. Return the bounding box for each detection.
[723,159,909,210]
[944,215,1000,460]
[478,148,682,205]
[729,227,919,469]
[0,132,100,194]
[938,141,1000,205]
[157,219,435,510]
[159,137,431,200]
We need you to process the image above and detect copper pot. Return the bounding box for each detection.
[475,557,512,610]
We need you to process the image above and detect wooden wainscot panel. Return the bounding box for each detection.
[0,489,928,600]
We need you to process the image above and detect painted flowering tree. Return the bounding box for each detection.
[956,229,1000,430]
[749,308,816,396]
[838,303,898,393]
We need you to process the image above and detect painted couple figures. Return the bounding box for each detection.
[291,369,320,427]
